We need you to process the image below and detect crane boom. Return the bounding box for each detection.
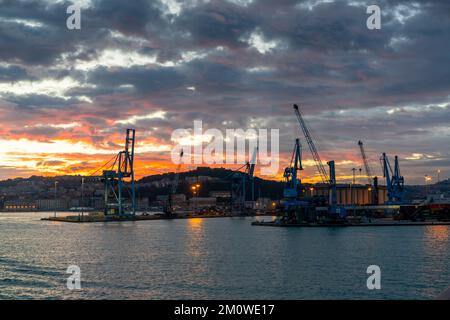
[358,140,373,185]
[293,104,329,184]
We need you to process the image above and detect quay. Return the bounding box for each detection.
[41,212,276,223]
[252,219,450,228]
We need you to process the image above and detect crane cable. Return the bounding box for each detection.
[88,153,119,177]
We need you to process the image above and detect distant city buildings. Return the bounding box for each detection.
[189,197,216,210]
[0,170,447,212]
[4,200,36,211]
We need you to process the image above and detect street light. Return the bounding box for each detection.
[54,181,58,218]
[81,177,85,220]
[424,175,432,198]
[437,169,441,183]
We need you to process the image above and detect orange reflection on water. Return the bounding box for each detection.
[186,218,205,259]
[425,225,450,242]
[188,218,204,229]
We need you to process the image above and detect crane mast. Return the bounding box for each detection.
[293,104,329,184]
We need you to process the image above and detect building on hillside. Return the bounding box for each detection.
[36,199,68,211]
[137,197,149,210]
[254,197,273,210]
[189,197,216,210]
[209,191,231,198]
[185,176,218,184]
[153,194,188,210]
[3,200,37,211]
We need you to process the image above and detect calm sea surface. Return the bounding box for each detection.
[1,212,449,299]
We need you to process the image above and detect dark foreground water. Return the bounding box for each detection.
[1,212,450,299]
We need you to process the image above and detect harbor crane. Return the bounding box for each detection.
[282,137,343,221]
[283,138,310,211]
[283,138,302,199]
[380,153,404,204]
[292,104,342,214]
[358,140,379,204]
[230,147,257,215]
[293,104,329,184]
[103,129,136,216]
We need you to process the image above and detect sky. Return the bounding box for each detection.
[0,0,449,184]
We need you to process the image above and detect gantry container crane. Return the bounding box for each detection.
[103,129,136,216]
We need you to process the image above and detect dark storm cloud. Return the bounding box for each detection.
[2,94,79,107]
[0,64,30,81]
[175,0,258,49]
[87,66,186,93]
[0,0,167,65]
[0,0,91,65]
[91,0,167,36]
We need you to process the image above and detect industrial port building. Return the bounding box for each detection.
[307,184,388,205]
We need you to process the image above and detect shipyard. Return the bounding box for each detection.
[1,0,450,304]
[3,103,442,227]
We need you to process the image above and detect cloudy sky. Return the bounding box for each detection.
[0,0,449,184]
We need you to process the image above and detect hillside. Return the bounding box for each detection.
[0,169,448,202]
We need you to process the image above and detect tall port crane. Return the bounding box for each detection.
[282,137,312,218]
[293,104,329,184]
[358,140,378,204]
[290,104,344,219]
[380,153,404,204]
[103,129,136,216]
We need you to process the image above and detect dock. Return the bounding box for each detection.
[252,219,450,228]
[41,212,276,223]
